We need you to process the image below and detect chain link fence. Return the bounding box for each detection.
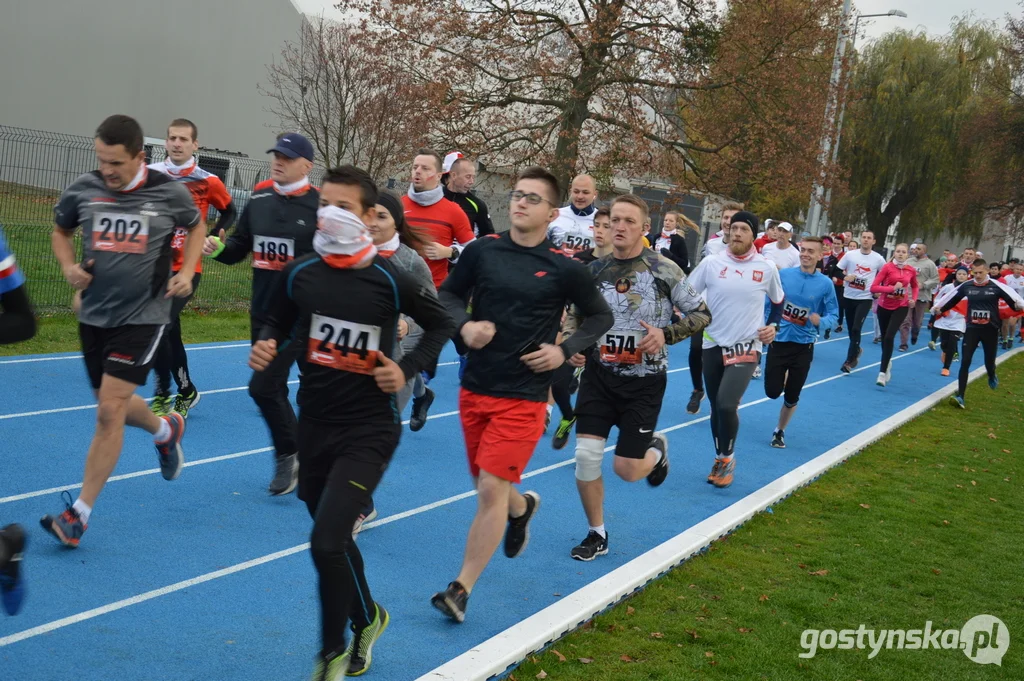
[0,125,510,316]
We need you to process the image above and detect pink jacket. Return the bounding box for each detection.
[871,261,920,310]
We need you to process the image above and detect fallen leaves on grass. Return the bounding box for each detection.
[738,627,754,633]
[550,650,566,662]
[578,658,593,664]
[687,629,700,639]
[626,606,635,615]
[535,671,547,679]
[620,654,635,662]
[932,568,942,575]
[705,651,715,658]
[988,433,997,439]
[809,569,830,576]
[650,632,665,639]
[759,594,770,602]
[859,503,871,509]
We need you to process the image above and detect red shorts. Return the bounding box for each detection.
[459,388,546,484]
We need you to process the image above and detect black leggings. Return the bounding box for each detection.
[702,348,757,457]
[834,287,845,326]
[940,329,962,369]
[958,326,999,397]
[550,362,575,420]
[876,306,909,373]
[843,298,873,363]
[299,420,399,655]
[154,272,200,395]
[250,318,301,458]
[689,333,704,392]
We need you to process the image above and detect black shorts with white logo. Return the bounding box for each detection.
[574,358,667,459]
[79,323,165,390]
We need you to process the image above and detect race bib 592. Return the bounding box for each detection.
[782,301,810,326]
[92,212,149,254]
[307,314,381,374]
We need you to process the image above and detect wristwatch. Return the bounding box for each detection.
[448,245,461,263]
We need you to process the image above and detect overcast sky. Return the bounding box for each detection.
[855,0,1020,42]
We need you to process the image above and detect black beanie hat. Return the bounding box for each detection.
[730,210,759,233]
[376,192,407,232]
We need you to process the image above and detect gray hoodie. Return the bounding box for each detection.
[908,254,940,301]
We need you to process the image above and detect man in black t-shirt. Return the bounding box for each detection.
[251,166,453,678]
[430,167,613,624]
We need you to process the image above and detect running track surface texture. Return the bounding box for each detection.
[0,322,1007,680]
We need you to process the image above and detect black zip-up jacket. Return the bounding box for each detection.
[439,233,613,402]
[215,185,320,322]
[260,254,455,425]
[939,279,1021,331]
[443,186,494,237]
[649,230,691,274]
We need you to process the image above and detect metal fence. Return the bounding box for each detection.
[0,125,511,316]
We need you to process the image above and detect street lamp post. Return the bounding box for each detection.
[806,8,908,236]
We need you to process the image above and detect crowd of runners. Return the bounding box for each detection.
[0,113,1022,680]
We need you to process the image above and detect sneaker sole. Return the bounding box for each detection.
[570,546,609,562]
[176,392,201,418]
[948,396,965,409]
[711,478,734,488]
[431,593,465,623]
[268,475,298,496]
[505,492,540,558]
[353,508,379,536]
[409,391,435,432]
[771,441,786,449]
[40,518,79,548]
[347,608,390,677]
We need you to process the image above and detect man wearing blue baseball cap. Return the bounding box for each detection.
[203,132,320,495]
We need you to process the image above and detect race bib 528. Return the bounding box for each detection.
[600,330,644,365]
[91,212,149,254]
[307,314,381,374]
[253,235,294,271]
[562,234,593,255]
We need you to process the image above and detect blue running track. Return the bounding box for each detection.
[0,323,1001,679]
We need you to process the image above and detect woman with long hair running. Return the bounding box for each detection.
[870,243,918,387]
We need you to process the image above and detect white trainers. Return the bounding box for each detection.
[753,365,762,379]
[876,371,887,387]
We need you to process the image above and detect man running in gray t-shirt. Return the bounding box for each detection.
[41,115,203,549]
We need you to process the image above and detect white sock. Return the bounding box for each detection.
[546,404,554,415]
[154,418,171,443]
[649,447,663,464]
[72,498,92,524]
[590,524,606,538]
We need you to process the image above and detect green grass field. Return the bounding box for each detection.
[513,356,1024,681]
[1,180,251,315]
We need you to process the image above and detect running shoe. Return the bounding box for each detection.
[885,365,892,383]
[150,394,172,418]
[173,388,201,420]
[770,429,786,449]
[353,502,378,536]
[835,324,843,332]
[570,530,609,562]
[953,352,960,362]
[873,338,881,344]
[899,344,908,352]
[646,433,670,487]
[911,335,919,345]
[345,603,390,676]
[268,453,298,495]
[824,329,831,340]
[155,412,186,481]
[686,389,704,414]
[752,365,762,379]
[431,581,469,623]
[552,416,576,450]
[941,368,950,377]
[311,649,349,681]
[928,340,937,351]
[949,394,965,409]
[0,524,26,615]
[409,387,435,432]
[840,361,853,374]
[708,457,735,488]
[989,376,999,390]
[1006,339,1014,350]
[40,491,87,548]
[504,491,540,558]
[876,371,887,387]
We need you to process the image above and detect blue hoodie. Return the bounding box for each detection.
[766,266,840,343]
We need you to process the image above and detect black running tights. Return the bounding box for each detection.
[958,326,998,397]
[877,305,909,373]
[702,348,757,457]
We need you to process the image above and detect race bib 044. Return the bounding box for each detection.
[253,235,295,271]
[600,329,645,365]
[92,212,149,254]
[307,314,381,374]
[722,339,759,366]
[970,309,991,325]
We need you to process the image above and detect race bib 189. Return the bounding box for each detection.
[91,212,149,254]
[970,309,991,325]
[600,330,644,365]
[307,314,381,374]
[782,301,810,326]
[722,340,758,366]
[253,235,294,271]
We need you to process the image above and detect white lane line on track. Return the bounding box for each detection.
[0,343,931,645]
[0,342,252,365]
[0,331,865,420]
